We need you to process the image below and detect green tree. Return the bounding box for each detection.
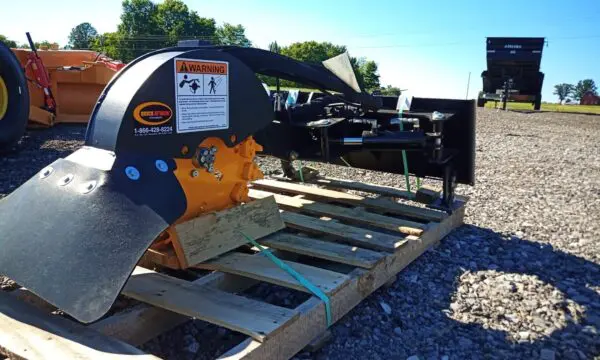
[31,40,59,49]
[378,85,402,96]
[357,59,380,92]
[68,22,98,49]
[268,41,280,53]
[0,35,17,48]
[155,0,215,46]
[280,41,346,63]
[215,23,251,47]
[553,83,574,104]
[99,0,217,62]
[92,32,123,59]
[573,79,598,101]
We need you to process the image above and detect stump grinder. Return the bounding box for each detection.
[0,41,476,323]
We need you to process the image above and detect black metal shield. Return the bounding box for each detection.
[0,152,186,323]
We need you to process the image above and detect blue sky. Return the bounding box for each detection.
[2,0,599,101]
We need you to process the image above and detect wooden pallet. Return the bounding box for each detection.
[0,177,467,360]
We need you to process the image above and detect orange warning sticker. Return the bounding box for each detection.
[173,57,229,133]
[175,60,228,75]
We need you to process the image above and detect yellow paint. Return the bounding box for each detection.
[153,136,264,268]
[0,75,7,120]
[173,136,264,223]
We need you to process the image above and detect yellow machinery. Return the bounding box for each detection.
[0,34,123,151]
[12,47,123,125]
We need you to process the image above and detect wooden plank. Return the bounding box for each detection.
[122,267,298,341]
[415,185,441,204]
[280,211,408,252]
[261,233,385,269]
[252,179,446,222]
[219,200,467,360]
[197,252,349,294]
[89,271,260,346]
[140,247,181,269]
[249,188,425,236]
[310,177,415,200]
[175,196,285,267]
[0,292,158,360]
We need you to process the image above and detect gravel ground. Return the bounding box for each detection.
[1,109,599,360]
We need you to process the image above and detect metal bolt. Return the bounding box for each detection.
[125,166,140,180]
[58,173,74,186]
[155,160,168,173]
[80,180,97,194]
[191,169,199,177]
[39,166,54,179]
[432,111,445,121]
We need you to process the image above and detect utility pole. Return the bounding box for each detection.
[465,72,471,99]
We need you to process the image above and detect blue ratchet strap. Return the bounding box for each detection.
[238,231,332,327]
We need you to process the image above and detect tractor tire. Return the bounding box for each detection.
[0,40,29,153]
[533,94,542,111]
[477,97,486,108]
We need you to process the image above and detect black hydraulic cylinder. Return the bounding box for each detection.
[330,132,426,151]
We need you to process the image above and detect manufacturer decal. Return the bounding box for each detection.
[133,101,174,136]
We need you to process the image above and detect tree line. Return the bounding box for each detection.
[0,0,400,95]
[553,79,598,104]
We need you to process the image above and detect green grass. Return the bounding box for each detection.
[484,101,600,114]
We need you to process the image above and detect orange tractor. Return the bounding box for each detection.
[0,33,124,151]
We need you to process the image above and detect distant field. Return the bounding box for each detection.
[267,86,321,92]
[484,101,600,114]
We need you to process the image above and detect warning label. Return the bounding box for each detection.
[174,58,229,133]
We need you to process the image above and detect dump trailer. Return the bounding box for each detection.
[0,36,123,151]
[477,37,545,110]
[0,42,476,323]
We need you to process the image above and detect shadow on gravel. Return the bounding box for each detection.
[446,225,600,359]
[312,224,600,360]
[0,125,86,196]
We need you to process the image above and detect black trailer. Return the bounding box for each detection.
[478,37,545,110]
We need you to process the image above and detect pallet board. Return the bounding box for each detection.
[0,177,466,360]
[175,196,285,267]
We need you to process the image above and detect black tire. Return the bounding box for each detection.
[533,94,542,111]
[0,40,29,152]
[477,97,486,107]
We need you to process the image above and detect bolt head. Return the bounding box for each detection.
[155,160,168,173]
[39,166,54,179]
[432,111,445,121]
[125,166,140,180]
[191,169,199,177]
[58,173,74,186]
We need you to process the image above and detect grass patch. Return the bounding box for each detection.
[267,86,322,93]
[484,102,600,114]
